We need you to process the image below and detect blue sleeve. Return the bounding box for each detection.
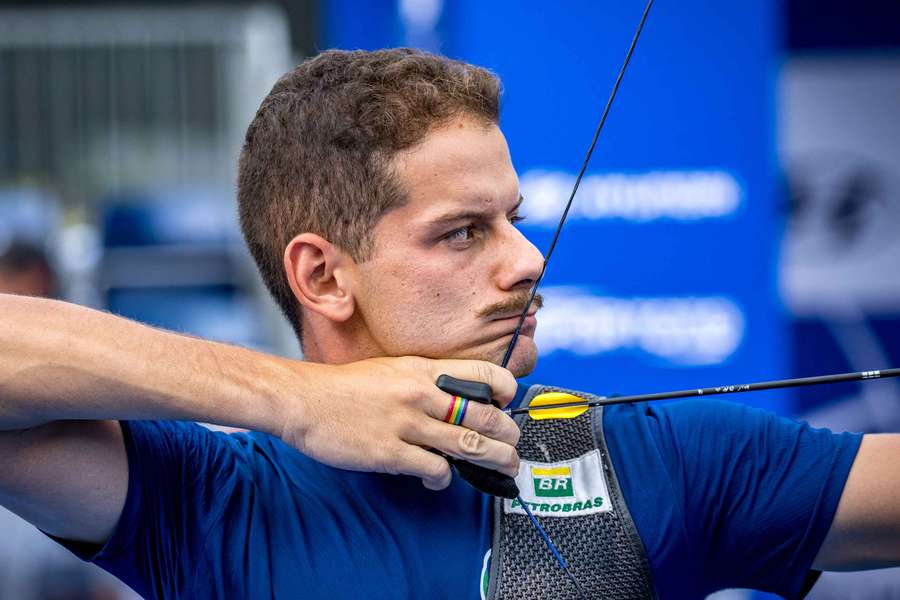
[650,400,862,598]
[51,420,242,599]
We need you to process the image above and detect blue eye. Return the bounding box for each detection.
[447,226,475,242]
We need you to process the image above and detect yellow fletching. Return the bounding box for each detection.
[528,392,589,420]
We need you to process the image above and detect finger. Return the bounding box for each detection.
[409,419,520,478]
[391,444,452,490]
[428,395,520,447]
[426,359,518,408]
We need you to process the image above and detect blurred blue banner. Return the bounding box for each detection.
[323,0,787,412]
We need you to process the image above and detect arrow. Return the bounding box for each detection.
[509,368,900,417]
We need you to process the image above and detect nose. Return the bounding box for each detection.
[495,222,544,292]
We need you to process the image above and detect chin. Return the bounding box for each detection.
[496,340,538,378]
[507,355,537,378]
[438,336,538,378]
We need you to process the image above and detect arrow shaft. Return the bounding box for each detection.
[508,368,900,415]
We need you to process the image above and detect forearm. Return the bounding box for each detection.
[0,294,291,433]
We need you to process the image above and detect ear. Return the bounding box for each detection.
[284,233,356,324]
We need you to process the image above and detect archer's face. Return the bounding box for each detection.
[352,117,544,377]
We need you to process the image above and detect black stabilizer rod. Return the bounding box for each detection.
[508,368,900,415]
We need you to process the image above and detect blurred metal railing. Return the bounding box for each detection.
[0,5,292,205]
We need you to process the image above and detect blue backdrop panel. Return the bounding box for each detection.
[322,1,788,413]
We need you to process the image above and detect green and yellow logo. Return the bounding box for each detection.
[531,466,574,498]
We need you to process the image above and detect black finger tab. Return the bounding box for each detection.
[436,374,493,404]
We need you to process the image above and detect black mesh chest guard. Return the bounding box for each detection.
[487,385,657,599]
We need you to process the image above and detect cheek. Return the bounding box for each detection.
[371,262,479,342]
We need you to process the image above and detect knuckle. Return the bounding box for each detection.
[395,413,419,438]
[457,429,484,456]
[497,372,517,406]
[509,424,522,446]
[509,447,521,474]
[401,382,430,408]
[478,406,502,436]
[429,459,451,482]
[474,361,495,390]
[377,447,402,476]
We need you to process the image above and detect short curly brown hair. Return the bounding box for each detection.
[237,48,501,343]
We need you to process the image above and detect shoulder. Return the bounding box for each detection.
[120,421,291,481]
[596,399,753,493]
[600,399,862,596]
[602,398,757,452]
[605,398,861,467]
[124,422,347,488]
[123,420,243,456]
[125,420,279,451]
[604,397,823,447]
[605,396,767,428]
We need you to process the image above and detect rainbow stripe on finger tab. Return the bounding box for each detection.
[445,396,469,426]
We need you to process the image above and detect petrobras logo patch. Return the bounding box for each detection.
[504,451,612,518]
[532,466,574,498]
[519,169,741,225]
[535,287,745,366]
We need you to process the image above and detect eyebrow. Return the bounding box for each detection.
[426,195,524,226]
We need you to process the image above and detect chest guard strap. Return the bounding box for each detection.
[487,384,657,599]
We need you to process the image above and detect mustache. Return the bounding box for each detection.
[478,292,544,319]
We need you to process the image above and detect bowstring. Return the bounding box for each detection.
[500,2,654,598]
[501,0,653,370]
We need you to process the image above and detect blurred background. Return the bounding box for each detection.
[0,0,898,598]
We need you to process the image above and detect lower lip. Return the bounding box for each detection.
[496,314,537,333]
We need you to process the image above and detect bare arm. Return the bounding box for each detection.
[0,294,302,544]
[0,294,519,545]
[813,434,900,570]
[0,295,288,432]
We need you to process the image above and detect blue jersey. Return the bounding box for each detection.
[56,392,861,599]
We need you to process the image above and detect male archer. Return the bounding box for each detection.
[1,49,899,599]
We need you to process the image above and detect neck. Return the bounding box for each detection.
[300,314,382,365]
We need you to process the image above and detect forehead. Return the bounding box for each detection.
[387,117,519,221]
